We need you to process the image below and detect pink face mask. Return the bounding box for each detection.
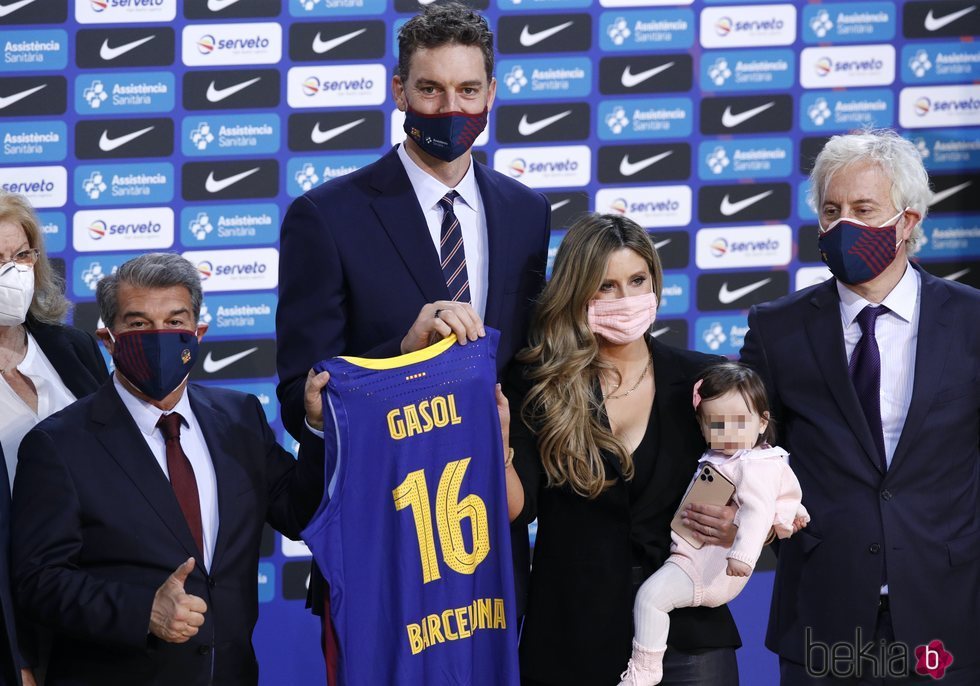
[587,292,658,345]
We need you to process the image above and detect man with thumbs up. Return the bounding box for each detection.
[10,254,329,686]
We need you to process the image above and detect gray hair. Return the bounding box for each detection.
[808,129,931,256]
[96,253,202,330]
[0,192,70,325]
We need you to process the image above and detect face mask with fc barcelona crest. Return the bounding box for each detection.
[110,329,199,400]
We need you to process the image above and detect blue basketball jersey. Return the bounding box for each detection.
[303,330,520,686]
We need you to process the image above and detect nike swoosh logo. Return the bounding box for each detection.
[100,35,155,61]
[313,28,367,54]
[311,118,364,144]
[653,239,671,250]
[721,101,775,128]
[719,189,774,216]
[204,167,260,194]
[621,62,674,88]
[98,126,154,152]
[942,268,970,282]
[550,199,570,212]
[418,0,437,4]
[718,278,772,305]
[651,326,671,338]
[930,180,972,206]
[924,6,976,31]
[518,110,572,136]
[207,0,242,10]
[0,83,46,110]
[619,150,673,177]
[202,348,257,373]
[520,21,574,47]
[0,0,37,18]
[206,77,261,103]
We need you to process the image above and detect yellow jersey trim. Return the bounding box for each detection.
[339,335,457,370]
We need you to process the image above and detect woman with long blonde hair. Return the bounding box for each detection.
[507,213,741,686]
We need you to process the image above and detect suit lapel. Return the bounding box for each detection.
[91,382,203,563]
[474,162,508,328]
[803,281,884,474]
[369,147,449,304]
[889,267,951,473]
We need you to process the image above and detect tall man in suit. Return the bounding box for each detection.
[740,130,979,685]
[275,4,551,671]
[11,253,330,686]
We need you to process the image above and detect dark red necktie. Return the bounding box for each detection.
[156,412,204,555]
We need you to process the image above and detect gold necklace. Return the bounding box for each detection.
[603,358,651,400]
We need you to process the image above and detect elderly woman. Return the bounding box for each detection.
[0,192,109,686]
[507,214,741,686]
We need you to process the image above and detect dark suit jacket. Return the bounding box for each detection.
[275,145,551,615]
[10,381,324,686]
[740,263,980,680]
[510,339,741,686]
[0,320,108,686]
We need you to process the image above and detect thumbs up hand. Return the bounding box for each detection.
[149,557,209,643]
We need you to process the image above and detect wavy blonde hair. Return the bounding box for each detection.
[518,213,663,498]
[0,192,69,325]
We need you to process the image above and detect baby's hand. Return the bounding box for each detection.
[726,559,752,577]
[792,515,808,534]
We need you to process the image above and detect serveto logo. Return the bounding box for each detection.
[493,145,590,189]
[902,42,980,84]
[287,154,378,196]
[695,225,791,269]
[197,293,277,336]
[702,49,794,91]
[802,2,895,43]
[595,185,692,228]
[0,29,67,71]
[800,45,895,88]
[73,207,173,252]
[288,0,385,17]
[286,65,386,108]
[182,114,280,157]
[597,97,692,140]
[0,165,66,208]
[0,120,66,163]
[76,0,175,23]
[800,89,893,132]
[695,315,748,355]
[181,23,281,67]
[495,57,592,100]
[795,266,833,291]
[698,136,792,180]
[180,202,280,247]
[700,5,796,48]
[912,129,980,171]
[599,9,694,51]
[900,84,980,129]
[75,72,174,114]
[182,247,278,292]
[73,162,173,206]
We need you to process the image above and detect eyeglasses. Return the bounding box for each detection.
[0,248,40,273]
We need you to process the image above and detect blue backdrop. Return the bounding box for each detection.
[1,0,977,683]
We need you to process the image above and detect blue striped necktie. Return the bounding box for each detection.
[438,190,470,303]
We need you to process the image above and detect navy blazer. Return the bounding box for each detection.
[740,264,980,681]
[11,382,324,686]
[0,320,108,686]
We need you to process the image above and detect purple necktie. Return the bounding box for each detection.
[849,305,889,470]
[438,191,470,304]
[157,412,204,555]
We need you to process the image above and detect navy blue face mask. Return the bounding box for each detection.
[817,209,907,285]
[111,329,198,401]
[403,106,487,162]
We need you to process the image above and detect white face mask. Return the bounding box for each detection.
[0,265,34,327]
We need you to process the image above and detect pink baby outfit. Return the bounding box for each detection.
[666,445,809,607]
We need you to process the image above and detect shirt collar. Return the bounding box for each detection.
[112,373,194,439]
[837,260,920,326]
[397,142,479,214]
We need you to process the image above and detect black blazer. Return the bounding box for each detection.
[740,263,980,680]
[0,320,107,686]
[11,382,324,686]
[510,339,741,686]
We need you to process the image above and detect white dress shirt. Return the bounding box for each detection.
[837,262,920,470]
[0,332,77,491]
[396,142,489,318]
[113,375,219,571]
